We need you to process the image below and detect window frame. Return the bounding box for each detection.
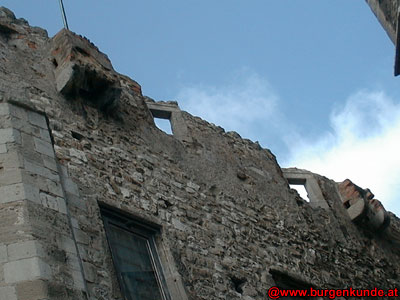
[100,206,172,300]
[282,169,329,209]
[149,108,174,135]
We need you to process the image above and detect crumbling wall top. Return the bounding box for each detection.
[51,29,113,71]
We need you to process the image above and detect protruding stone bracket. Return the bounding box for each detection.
[338,179,390,232]
[50,29,122,111]
[145,98,192,143]
[282,168,329,209]
[0,22,18,39]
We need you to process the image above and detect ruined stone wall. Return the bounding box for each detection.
[366,0,400,44]
[366,0,400,75]
[1,6,400,300]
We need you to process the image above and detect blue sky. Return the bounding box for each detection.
[3,1,400,216]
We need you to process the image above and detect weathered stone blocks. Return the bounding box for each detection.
[0,144,6,153]
[4,257,52,283]
[0,286,17,300]
[0,5,400,300]
[50,30,125,111]
[0,244,7,263]
[33,137,54,158]
[15,280,48,300]
[0,100,88,298]
[24,159,59,182]
[0,183,39,204]
[0,169,23,186]
[7,240,45,261]
[0,128,21,144]
[0,103,10,116]
[27,111,47,130]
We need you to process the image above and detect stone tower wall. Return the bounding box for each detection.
[366,0,400,44]
[0,6,400,300]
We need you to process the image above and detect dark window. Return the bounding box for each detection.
[101,207,171,300]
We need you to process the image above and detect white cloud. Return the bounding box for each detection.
[284,90,400,215]
[177,70,283,141]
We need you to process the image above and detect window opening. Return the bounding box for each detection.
[289,184,310,202]
[150,109,173,135]
[154,118,173,135]
[283,169,329,209]
[101,207,171,300]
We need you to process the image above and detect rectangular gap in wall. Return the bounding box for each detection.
[154,117,173,135]
[150,108,173,135]
[289,184,310,202]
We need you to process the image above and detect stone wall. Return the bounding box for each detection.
[366,0,400,75]
[366,0,400,44]
[1,6,400,300]
[0,101,87,299]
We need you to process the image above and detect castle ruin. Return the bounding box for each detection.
[0,3,399,300]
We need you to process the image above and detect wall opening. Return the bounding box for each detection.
[230,276,247,294]
[150,108,173,135]
[289,184,310,202]
[283,169,329,209]
[154,118,173,135]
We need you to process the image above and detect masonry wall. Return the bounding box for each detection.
[366,0,400,44]
[1,6,400,300]
[0,102,87,299]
